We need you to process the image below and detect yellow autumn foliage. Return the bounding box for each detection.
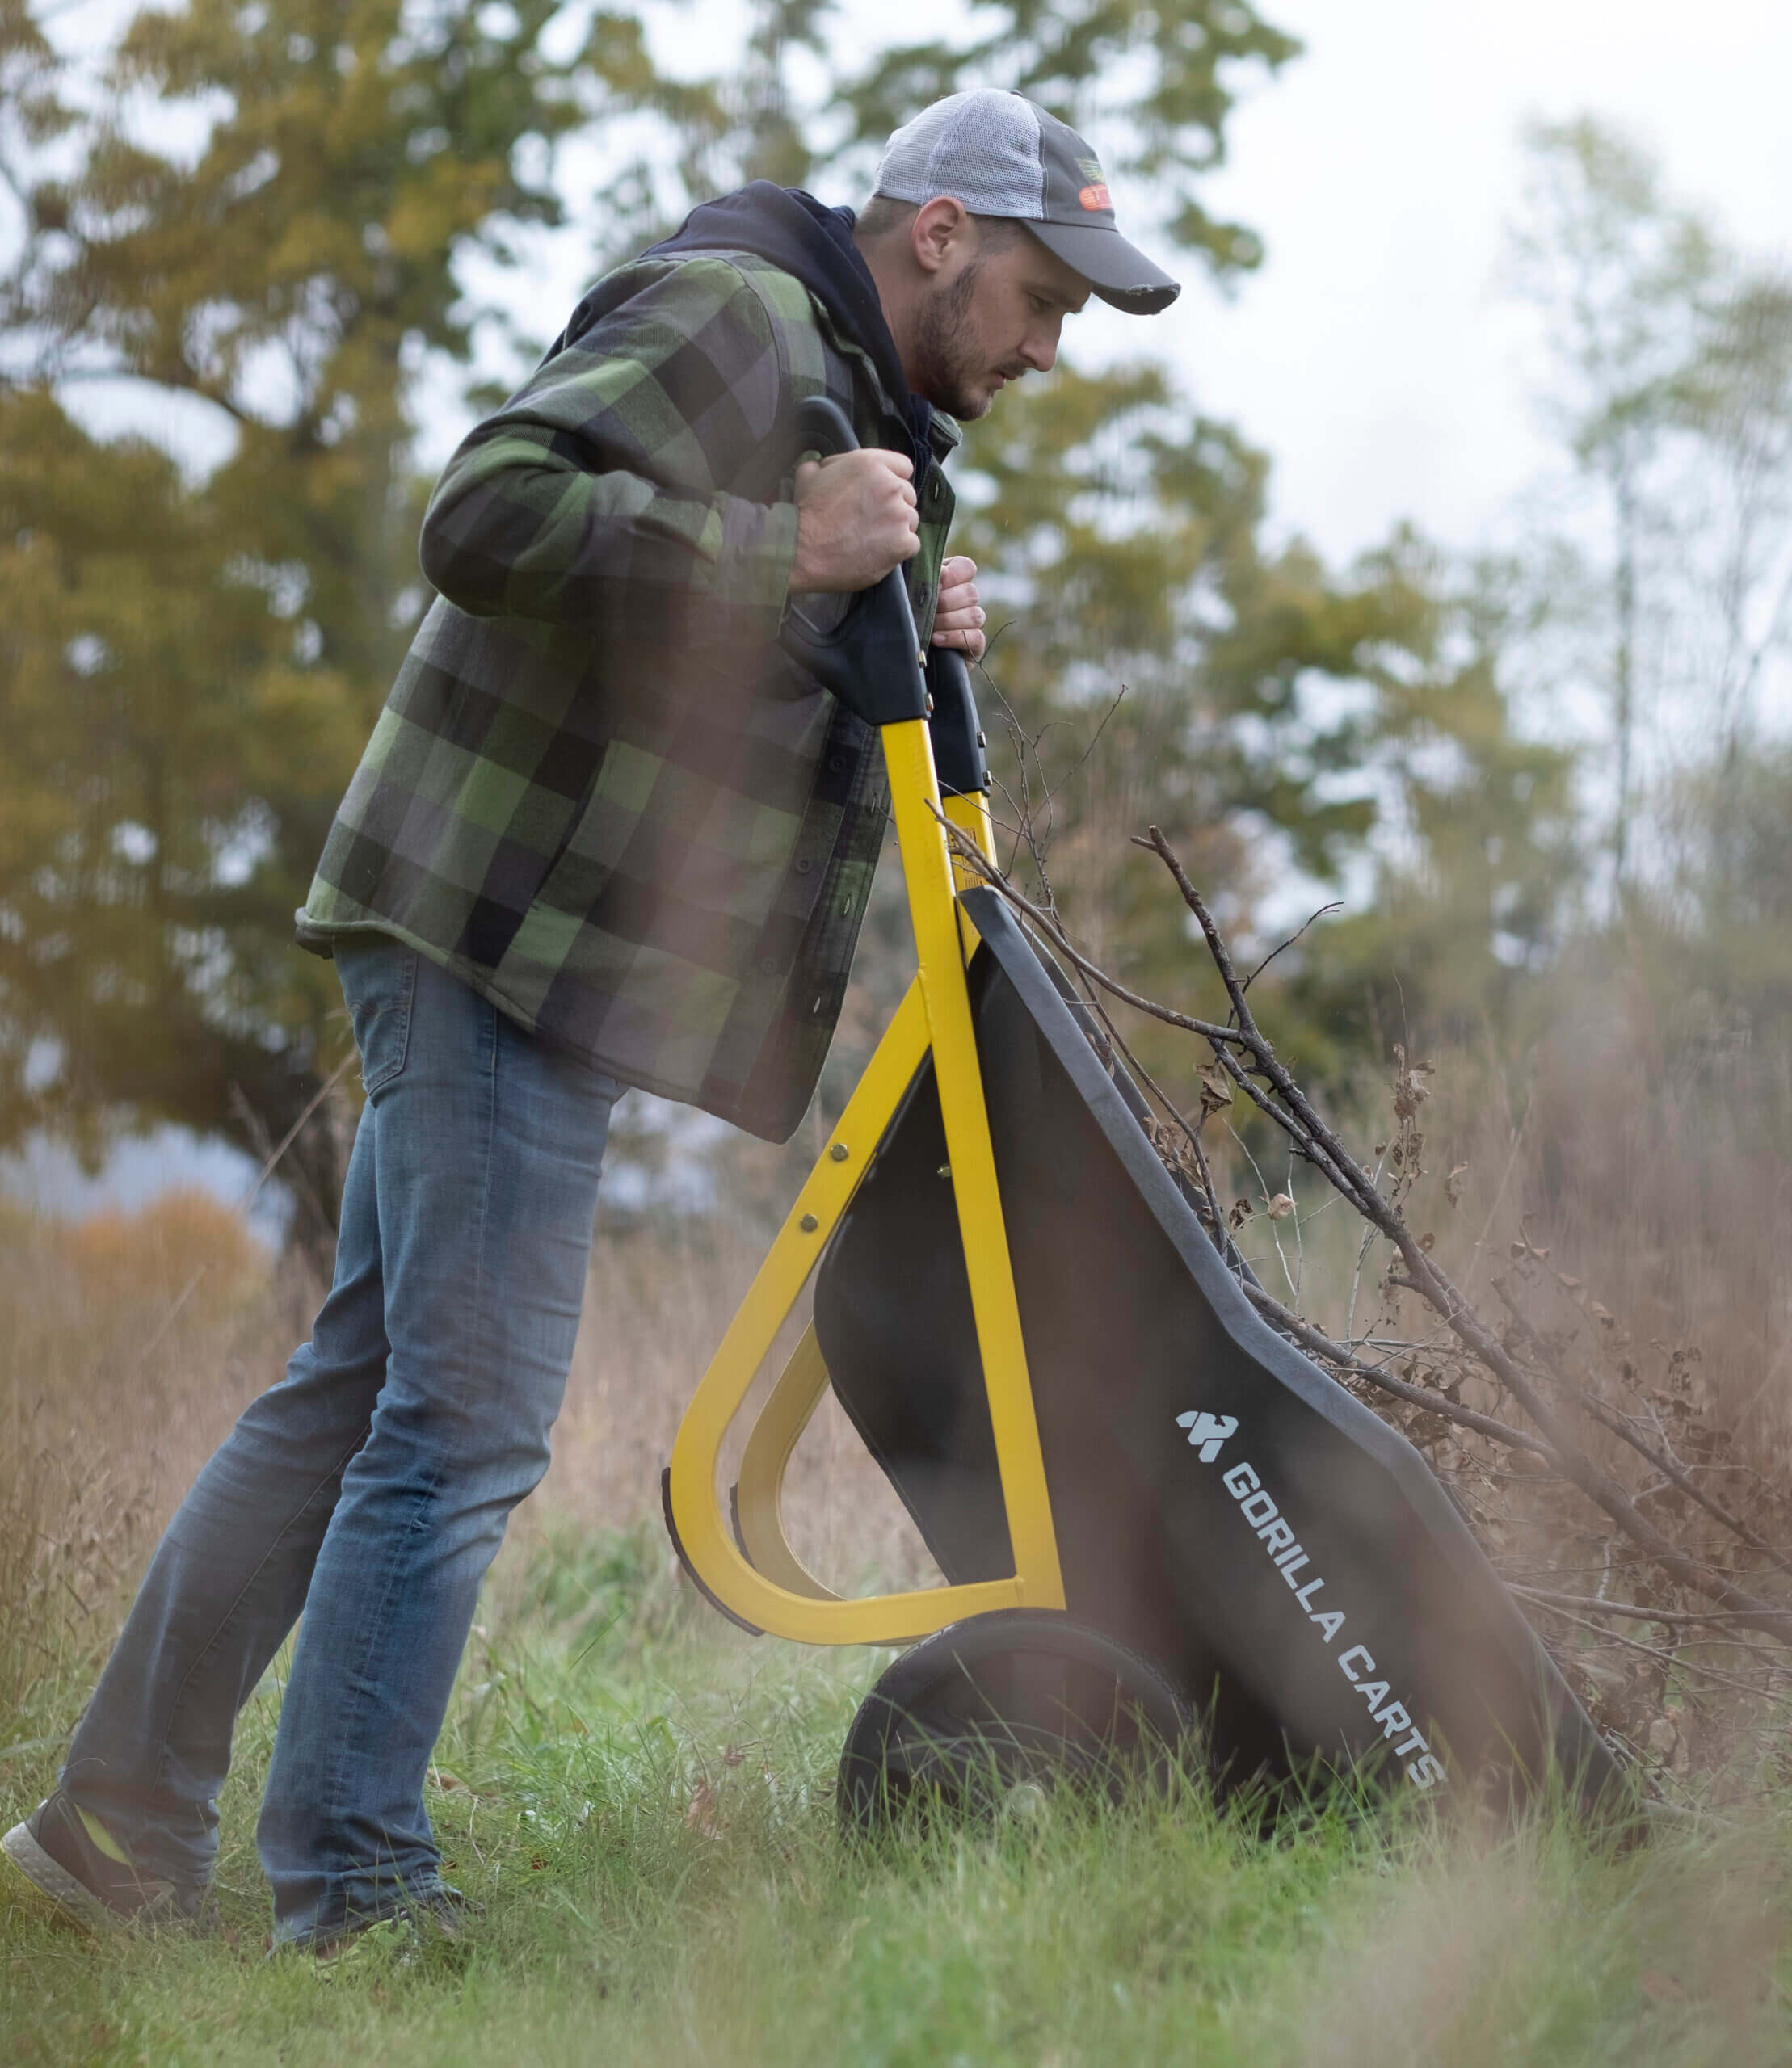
[59,1187,270,1328]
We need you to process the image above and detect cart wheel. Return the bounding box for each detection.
[837,1610,1194,1835]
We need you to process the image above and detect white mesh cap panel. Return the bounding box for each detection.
[871,90,1045,217]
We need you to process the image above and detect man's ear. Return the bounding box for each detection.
[910,195,970,279]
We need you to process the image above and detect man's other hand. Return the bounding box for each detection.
[931,557,986,662]
[789,450,919,593]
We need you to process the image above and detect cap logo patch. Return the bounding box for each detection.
[1079,183,1112,212]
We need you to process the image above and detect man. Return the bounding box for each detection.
[5,90,1178,1952]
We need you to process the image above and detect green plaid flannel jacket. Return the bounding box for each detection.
[297,250,959,1140]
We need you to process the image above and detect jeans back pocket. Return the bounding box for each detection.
[335,936,419,1095]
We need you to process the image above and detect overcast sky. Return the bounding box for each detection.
[1147,0,1792,565]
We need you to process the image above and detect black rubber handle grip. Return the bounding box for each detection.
[779,397,929,726]
[926,645,991,798]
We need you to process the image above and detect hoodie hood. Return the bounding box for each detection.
[646,183,935,470]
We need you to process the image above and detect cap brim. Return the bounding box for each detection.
[1024,220,1180,315]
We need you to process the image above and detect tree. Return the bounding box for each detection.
[0,0,614,1249]
[834,0,1298,275]
[950,365,1370,1003]
[1677,269,1792,770]
[1504,123,1792,879]
[1282,539,1581,1077]
[1504,116,1720,895]
[571,0,1299,275]
[1506,116,1792,917]
[950,373,1581,1089]
[0,0,1302,1246]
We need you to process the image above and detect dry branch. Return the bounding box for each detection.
[932,804,1792,1719]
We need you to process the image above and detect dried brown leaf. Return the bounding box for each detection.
[1197,1062,1234,1118]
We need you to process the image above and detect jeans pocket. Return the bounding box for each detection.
[335,936,419,1095]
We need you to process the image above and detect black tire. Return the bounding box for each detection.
[837,1610,1195,1835]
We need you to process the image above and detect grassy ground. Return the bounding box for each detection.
[5,1517,1791,2068]
[6,1175,1792,2065]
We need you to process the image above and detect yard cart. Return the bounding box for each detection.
[662,398,1626,1831]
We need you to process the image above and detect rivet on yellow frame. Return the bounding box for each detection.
[663,714,1066,1646]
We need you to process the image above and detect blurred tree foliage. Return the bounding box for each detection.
[1220,117,1792,1103]
[951,367,1368,1024]
[1505,117,1792,901]
[3,0,1668,1240]
[583,0,1298,272]
[952,377,1583,1095]
[1663,745,1792,1005]
[0,0,1307,1242]
[1279,540,1581,1082]
[0,0,608,1243]
[1504,116,1718,890]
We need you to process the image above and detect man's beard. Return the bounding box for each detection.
[911,262,999,419]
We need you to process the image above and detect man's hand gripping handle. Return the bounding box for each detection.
[780,399,929,729]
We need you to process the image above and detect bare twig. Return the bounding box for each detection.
[1239,1279,1557,1460]
[1511,1585,1792,1631]
[1489,1276,1792,1580]
[932,809,1248,1049]
[1243,900,1343,994]
[1226,1120,1296,1298]
[1514,1595,1792,1708]
[242,1052,355,1210]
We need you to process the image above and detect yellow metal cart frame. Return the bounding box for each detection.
[664,725,1066,1646]
[660,394,1065,1646]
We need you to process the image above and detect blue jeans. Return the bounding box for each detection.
[60,939,623,1945]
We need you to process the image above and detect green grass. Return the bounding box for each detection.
[4,1521,1790,2067]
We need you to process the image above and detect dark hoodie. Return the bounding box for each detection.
[645,181,936,474]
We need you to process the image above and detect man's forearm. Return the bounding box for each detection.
[419,428,799,641]
[417,258,800,650]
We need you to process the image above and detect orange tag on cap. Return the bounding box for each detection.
[1078,183,1112,212]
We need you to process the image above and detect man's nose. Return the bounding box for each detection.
[1021,322,1059,373]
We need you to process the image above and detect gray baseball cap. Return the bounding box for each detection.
[871,90,1180,316]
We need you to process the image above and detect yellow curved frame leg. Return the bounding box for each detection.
[665,718,1065,1645]
[732,1323,841,1602]
[729,794,1003,1607]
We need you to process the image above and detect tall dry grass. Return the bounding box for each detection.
[1353,964,1792,1505]
[1213,956,1792,1788]
[0,1172,932,1756]
[0,1190,285,1736]
[545,1210,937,1594]
[6,952,1791,1790]
[1513,978,1792,1465]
